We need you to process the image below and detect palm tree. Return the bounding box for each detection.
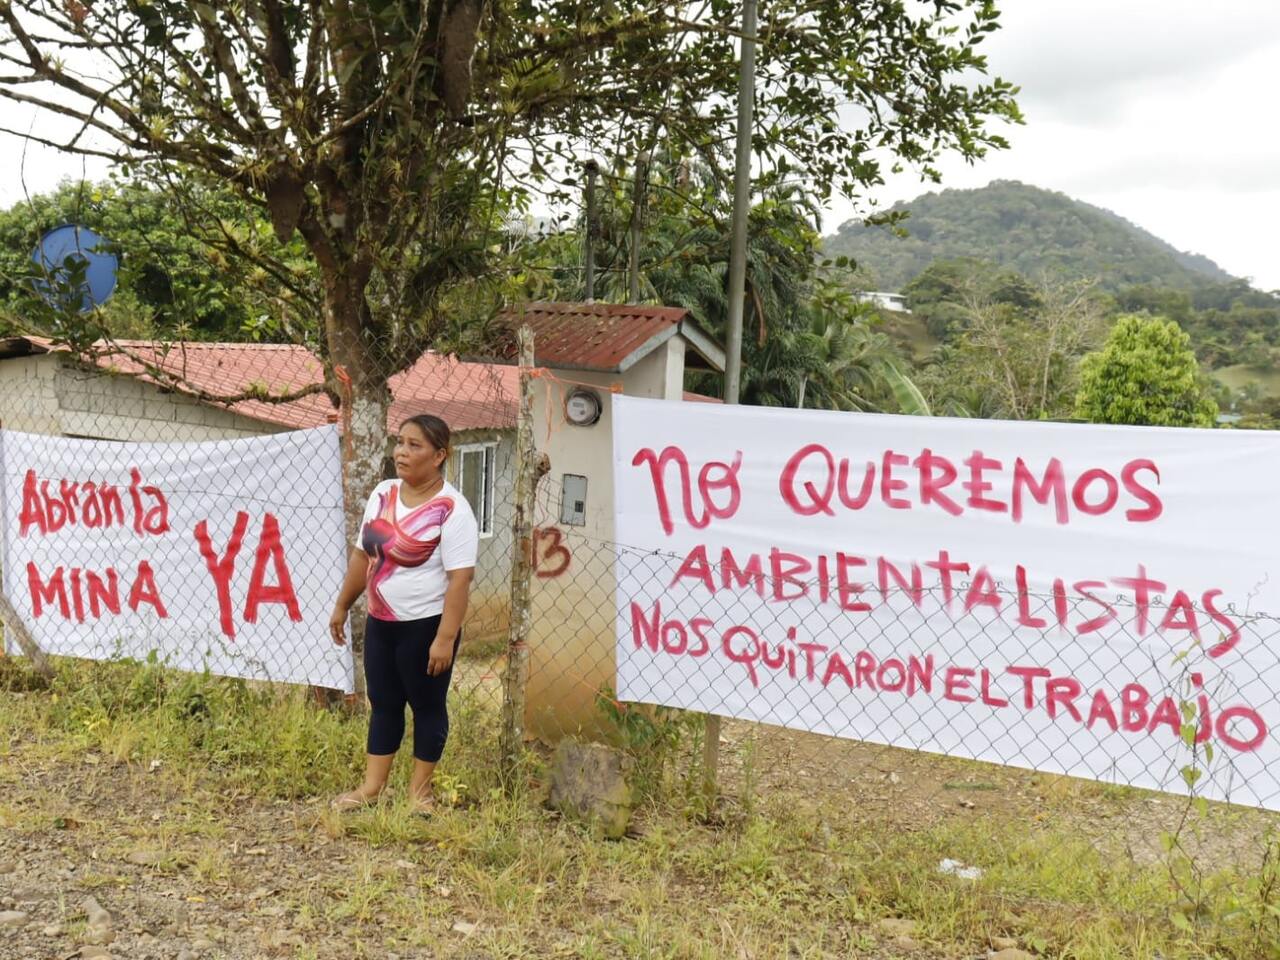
[744,288,929,415]
[528,149,928,414]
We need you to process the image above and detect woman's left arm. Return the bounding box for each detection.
[428,567,474,676]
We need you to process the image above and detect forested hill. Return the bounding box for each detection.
[823,180,1236,293]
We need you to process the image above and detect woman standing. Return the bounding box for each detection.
[330,414,478,813]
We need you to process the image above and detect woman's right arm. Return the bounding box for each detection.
[330,548,368,646]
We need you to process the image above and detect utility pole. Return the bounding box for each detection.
[583,160,599,302]
[628,150,650,303]
[722,0,756,407]
[705,0,757,805]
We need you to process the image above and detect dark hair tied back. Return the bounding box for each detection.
[401,414,451,454]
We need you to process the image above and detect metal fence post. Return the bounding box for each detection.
[500,326,536,789]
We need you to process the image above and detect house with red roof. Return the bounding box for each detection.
[0,302,723,659]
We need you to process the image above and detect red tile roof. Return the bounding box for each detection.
[500,301,724,373]
[390,352,518,432]
[8,337,519,433]
[2,300,722,431]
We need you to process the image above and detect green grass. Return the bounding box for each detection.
[1212,363,1280,397]
[2,655,1278,959]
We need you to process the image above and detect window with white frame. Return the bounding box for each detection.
[455,442,496,537]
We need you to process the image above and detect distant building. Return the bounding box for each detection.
[855,291,910,313]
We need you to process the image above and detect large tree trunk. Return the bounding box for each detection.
[324,277,391,702]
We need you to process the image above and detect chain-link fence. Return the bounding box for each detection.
[3,330,1280,929]
[520,460,1280,890]
[507,375,1280,925]
[0,334,520,696]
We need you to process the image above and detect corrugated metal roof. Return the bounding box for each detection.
[13,338,518,433]
[500,301,718,373]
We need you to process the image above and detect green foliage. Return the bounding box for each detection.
[903,257,1040,340]
[737,284,928,414]
[595,685,704,806]
[0,654,503,803]
[0,179,310,343]
[825,180,1235,295]
[0,0,1021,397]
[909,260,1107,419]
[522,153,926,414]
[1074,314,1219,427]
[1114,282,1280,370]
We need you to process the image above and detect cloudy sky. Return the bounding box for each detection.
[826,0,1280,290]
[1,1,1277,289]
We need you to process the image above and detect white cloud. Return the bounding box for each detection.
[826,1,1280,290]
[987,1,1280,124]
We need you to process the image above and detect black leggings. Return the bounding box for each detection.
[364,614,459,762]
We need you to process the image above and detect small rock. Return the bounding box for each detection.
[393,859,416,870]
[82,896,112,929]
[451,920,478,936]
[0,862,16,875]
[191,938,215,950]
[875,917,916,938]
[893,935,920,950]
[0,910,28,927]
[177,951,197,960]
[988,950,1035,960]
[546,741,634,839]
[991,936,1019,950]
[42,923,64,936]
[78,948,113,960]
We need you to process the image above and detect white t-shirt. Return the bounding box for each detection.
[358,479,479,622]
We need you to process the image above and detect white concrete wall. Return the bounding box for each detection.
[526,338,687,738]
[448,428,517,650]
[54,360,279,441]
[0,354,65,435]
[0,354,279,441]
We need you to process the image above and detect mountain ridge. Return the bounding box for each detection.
[823,180,1236,293]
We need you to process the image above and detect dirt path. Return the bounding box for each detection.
[0,750,485,960]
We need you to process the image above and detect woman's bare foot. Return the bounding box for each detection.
[330,786,382,812]
[408,792,437,817]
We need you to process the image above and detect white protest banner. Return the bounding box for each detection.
[613,395,1280,810]
[1,426,354,692]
